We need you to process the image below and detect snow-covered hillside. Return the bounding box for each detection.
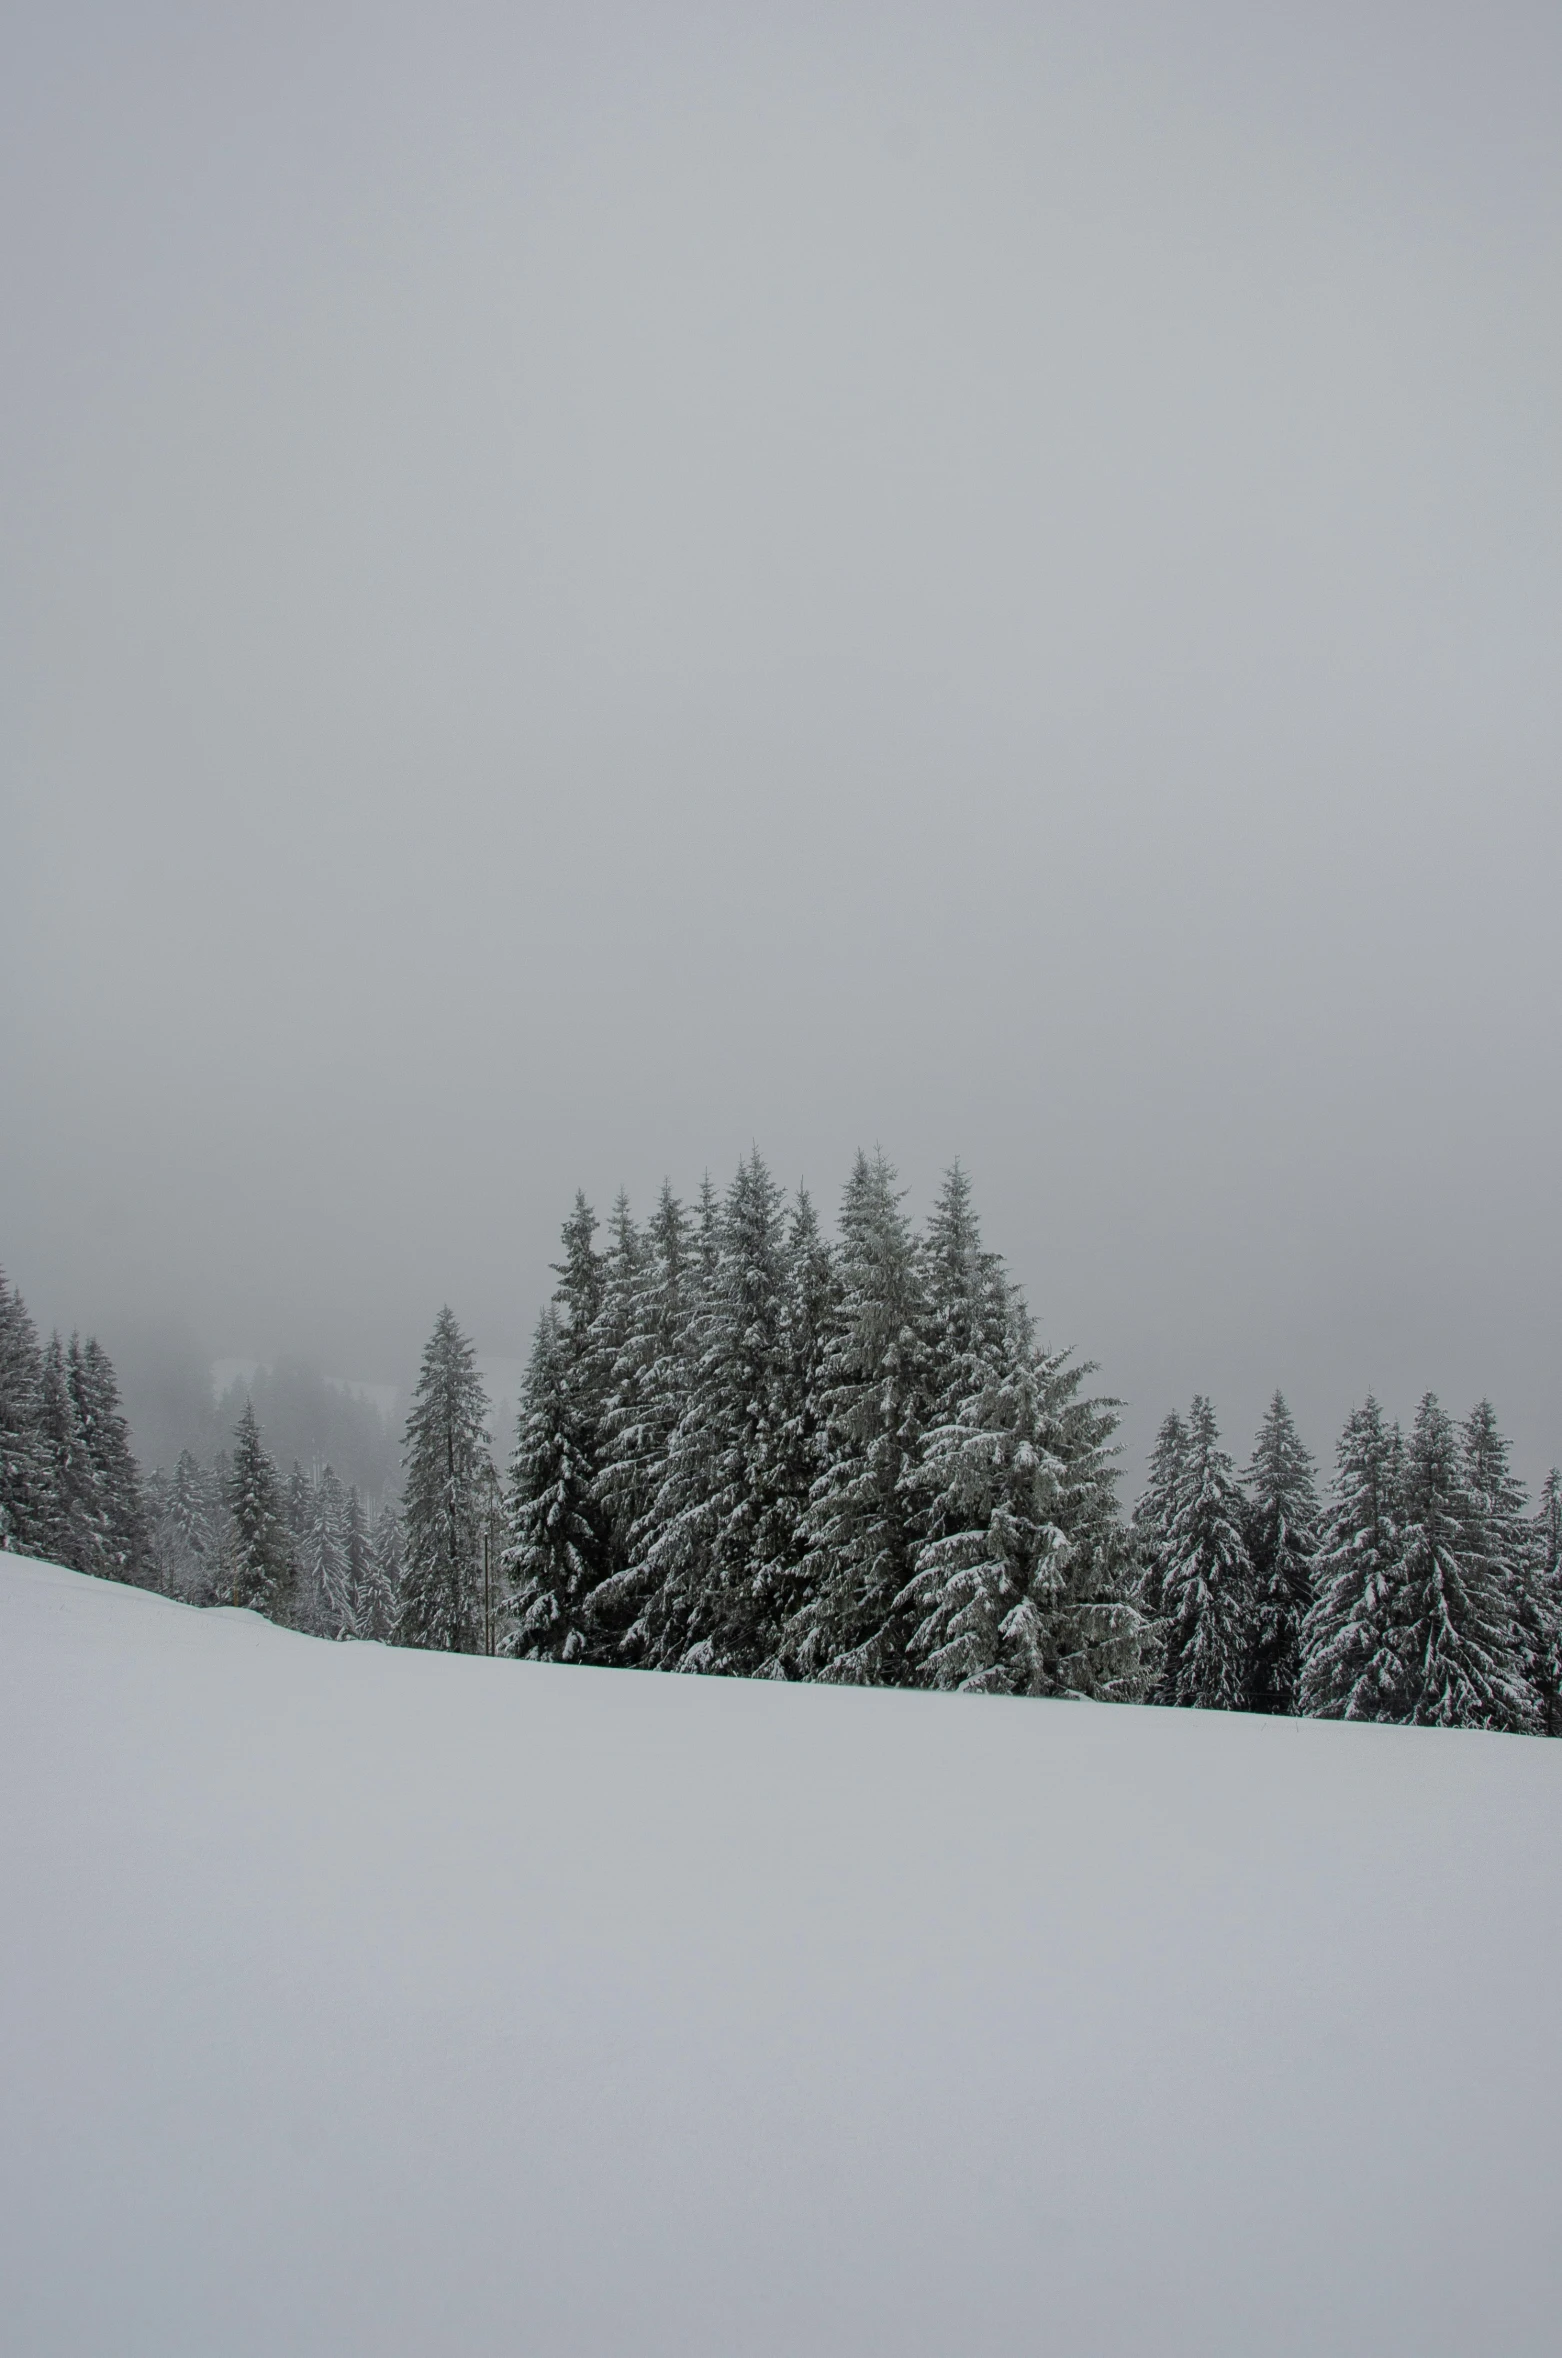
[4,1557,1560,2356]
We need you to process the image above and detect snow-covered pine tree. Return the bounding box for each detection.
[896,1166,1147,1701]
[555,1191,606,1350]
[693,1173,721,1295]
[791,1150,928,1687]
[1389,1393,1532,1732]
[640,1152,795,1675]
[903,1303,1050,1691]
[365,1499,404,1640]
[1006,1341,1150,1701]
[1243,1392,1320,1714]
[585,1194,645,1575]
[1461,1401,1546,1729]
[0,1272,56,1558]
[504,1308,607,1660]
[1156,1396,1254,1709]
[589,1182,696,1658]
[914,1162,1007,1412]
[39,1332,97,1573]
[1531,1470,1562,1737]
[1131,1410,1188,1642]
[227,1402,292,1616]
[68,1336,148,1586]
[286,1462,315,1626]
[155,1448,225,1603]
[142,1464,173,1591]
[340,1483,371,1640]
[757,1185,839,1675]
[395,1307,491,1653]
[309,1464,353,1639]
[899,1165,1018,1689]
[1298,1399,1406,1720]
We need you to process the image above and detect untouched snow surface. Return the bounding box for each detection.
[4,1557,1561,2357]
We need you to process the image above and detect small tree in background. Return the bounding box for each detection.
[310,1464,353,1639]
[365,1499,404,1640]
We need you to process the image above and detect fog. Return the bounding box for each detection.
[3,2,1559,1485]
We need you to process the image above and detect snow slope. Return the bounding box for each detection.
[4,1556,1560,2357]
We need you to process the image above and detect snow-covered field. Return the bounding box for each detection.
[4,1556,1560,2356]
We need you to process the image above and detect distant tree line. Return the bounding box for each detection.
[129,1350,400,1504]
[143,1416,403,1640]
[0,1268,401,1631]
[6,1158,1561,1740]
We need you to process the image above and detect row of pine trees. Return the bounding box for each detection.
[1136,1392,1562,1733]
[0,1274,147,1584]
[6,1152,1560,1737]
[145,1424,404,1642]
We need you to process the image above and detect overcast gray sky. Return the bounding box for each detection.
[3,1,1559,1483]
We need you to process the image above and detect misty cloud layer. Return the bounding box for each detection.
[3,2,1559,1482]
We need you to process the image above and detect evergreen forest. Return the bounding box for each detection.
[4,1149,1558,1733]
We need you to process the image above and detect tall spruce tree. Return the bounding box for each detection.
[39,1332,95,1572]
[791,1151,928,1686]
[1156,1396,1254,1709]
[707,1152,800,1671]
[632,1153,797,1675]
[505,1309,607,1660]
[340,1483,372,1640]
[900,1167,1019,1690]
[1389,1393,1532,1731]
[0,1272,55,1557]
[554,1192,607,1354]
[585,1194,647,1581]
[1461,1401,1544,1725]
[1298,1398,1406,1720]
[1132,1410,1188,1637]
[67,1337,148,1586]
[903,1302,1051,1692]
[286,1463,315,1625]
[589,1183,696,1655]
[596,1176,738,1675]
[1007,1343,1149,1701]
[395,1307,491,1653]
[1243,1392,1320,1714]
[309,1464,353,1639]
[228,1402,292,1615]
[758,1186,839,1675]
